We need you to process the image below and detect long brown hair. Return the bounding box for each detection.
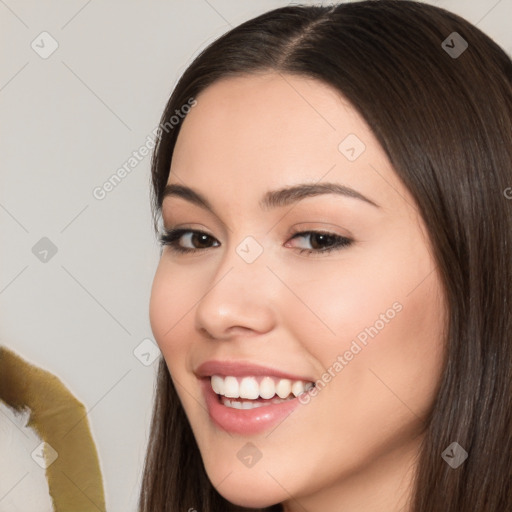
[139,2,512,510]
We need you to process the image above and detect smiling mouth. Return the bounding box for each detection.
[210,375,315,409]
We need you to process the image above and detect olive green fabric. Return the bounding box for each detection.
[0,346,106,512]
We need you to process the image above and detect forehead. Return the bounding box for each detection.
[167,73,414,216]
[172,73,363,171]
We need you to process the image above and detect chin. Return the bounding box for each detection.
[204,462,286,508]
[215,486,282,509]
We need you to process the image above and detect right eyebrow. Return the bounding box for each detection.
[162,181,380,216]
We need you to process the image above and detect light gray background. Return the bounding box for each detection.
[1,0,511,510]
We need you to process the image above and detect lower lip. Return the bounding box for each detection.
[201,378,305,435]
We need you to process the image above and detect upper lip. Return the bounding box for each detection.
[195,360,315,382]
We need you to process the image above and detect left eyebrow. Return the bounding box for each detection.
[260,182,380,210]
[162,181,380,215]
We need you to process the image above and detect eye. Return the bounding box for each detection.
[159,228,219,254]
[286,230,353,255]
[158,228,353,255]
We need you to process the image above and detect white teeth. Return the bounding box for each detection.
[222,398,269,409]
[239,377,260,399]
[291,380,305,397]
[276,378,292,399]
[211,375,224,395]
[210,374,314,401]
[223,376,239,398]
[259,376,276,399]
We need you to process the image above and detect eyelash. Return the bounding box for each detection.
[158,228,353,256]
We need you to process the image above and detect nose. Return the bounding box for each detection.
[194,239,277,341]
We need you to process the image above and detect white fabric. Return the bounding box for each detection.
[0,402,54,512]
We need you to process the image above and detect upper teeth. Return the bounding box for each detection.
[210,375,314,400]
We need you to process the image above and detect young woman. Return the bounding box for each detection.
[139,1,512,510]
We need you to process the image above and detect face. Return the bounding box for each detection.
[150,73,447,511]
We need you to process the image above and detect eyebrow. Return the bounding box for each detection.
[162,182,380,214]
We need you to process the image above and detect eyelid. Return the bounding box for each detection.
[288,221,353,238]
[159,226,353,256]
[286,230,352,255]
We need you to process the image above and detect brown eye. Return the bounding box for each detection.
[189,232,215,249]
[309,233,338,250]
[288,231,352,255]
[159,229,219,253]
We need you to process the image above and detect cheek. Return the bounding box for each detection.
[278,236,446,432]
[330,272,446,463]
[290,226,445,364]
[149,261,196,367]
[361,268,446,408]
